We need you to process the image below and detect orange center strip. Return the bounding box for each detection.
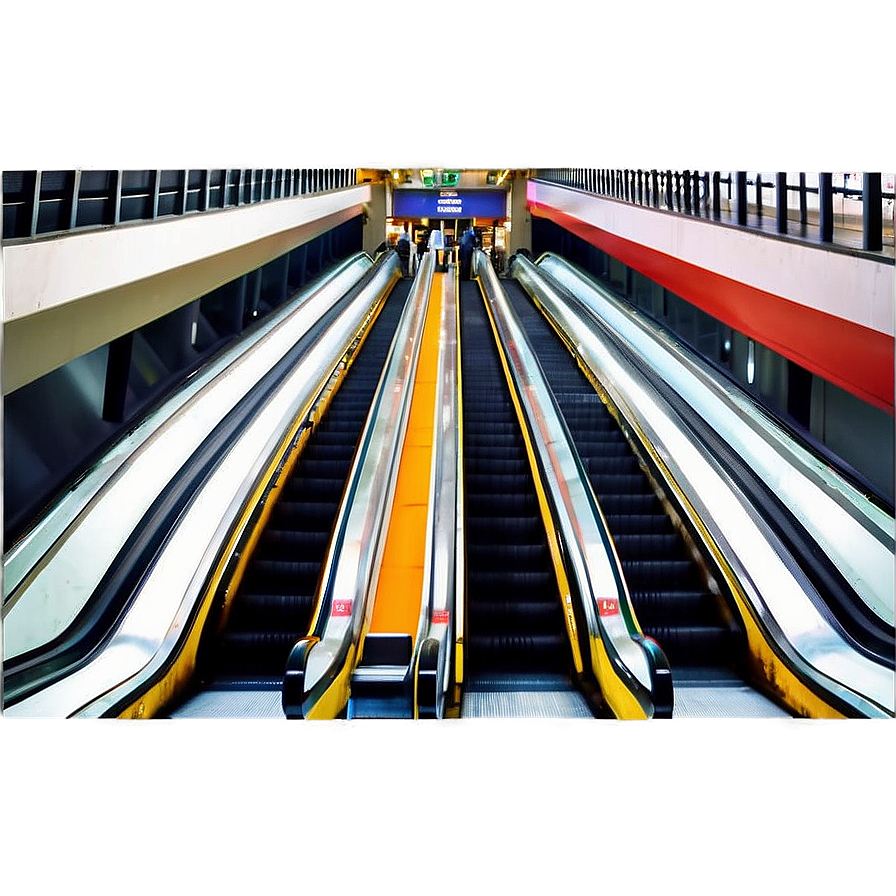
[368,273,443,636]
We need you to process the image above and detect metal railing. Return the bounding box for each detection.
[1,167,359,241]
[534,169,895,255]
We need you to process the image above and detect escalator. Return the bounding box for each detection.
[166,279,413,717]
[459,280,594,718]
[504,280,790,717]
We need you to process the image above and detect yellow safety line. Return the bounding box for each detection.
[366,274,443,639]
[452,271,465,706]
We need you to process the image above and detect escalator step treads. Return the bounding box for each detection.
[214,629,303,662]
[604,513,674,535]
[623,559,698,586]
[300,441,358,461]
[282,477,346,500]
[570,439,632,457]
[582,455,641,474]
[270,500,340,523]
[466,569,557,593]
[643,625,735,662]
[467,542,551,568]
[466,515,547,543]
[598,493,662,514]
[631,589,717,620]
[294,459,355,479]
[302,423,364,446]
[612,533,687,558]
[229,592,316,625]
[262,523,333,548]
[259,527,335,551]
[466,492,540,516]
[586,470,650,491]
[465,430,524,446]
[468,599,564,624]
[466,633,569,670]
[242,559,322,583]
[466,473,538,492]
[464,456,531,476]
[312,418,370,433]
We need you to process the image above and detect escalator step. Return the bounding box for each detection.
[202,281,410,682]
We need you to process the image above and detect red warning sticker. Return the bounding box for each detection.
[331,599,353,617]
[597,598,620,617]
[432,609,450,625]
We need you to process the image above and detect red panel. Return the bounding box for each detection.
[530,202,894,414]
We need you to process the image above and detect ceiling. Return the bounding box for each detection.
[0,0,896,170]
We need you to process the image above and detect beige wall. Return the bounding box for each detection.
[508,176,531,257]
[363,181,387,255]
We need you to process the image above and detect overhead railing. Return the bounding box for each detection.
[1,168,359,240]
[533,169,895,255]
[475,250,672,718]
[511,252,894,718]
[2,252,401,716]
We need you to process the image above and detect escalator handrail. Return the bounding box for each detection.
[475,249,672,719]
[511,253,894,718]
[3,255,403,718]
[414,263,461,719]
[3,252,374,600]
[2,254,376,667]
[284,252,437,719]
[537,252,894,631]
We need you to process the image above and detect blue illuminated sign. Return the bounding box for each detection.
[393,189,506,219]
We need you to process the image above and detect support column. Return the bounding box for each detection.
[776,172,788,234]
[863,172,883,251]
[819,173,833,243]
[799,172,808,228]
[736,171,748,225]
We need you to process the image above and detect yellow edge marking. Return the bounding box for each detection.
[529,291,846,719]
[477,278,584,676]
[305,644,357,719]
[117,277,397,719]
[367,274,442,637]
[454,272,466,698]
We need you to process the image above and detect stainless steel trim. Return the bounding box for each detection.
[476,250,662,716]
[2,255,373,662]
[4,255,403,718]
[512,253,894,717]
[301,252,436,703]
[539,253,894,627]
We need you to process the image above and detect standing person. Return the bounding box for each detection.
[458,225,475,280]
[396,227,411,277]
[430,227,445,268]
[416,229,427,269]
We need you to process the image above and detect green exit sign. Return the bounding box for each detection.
[419,169,460,187]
